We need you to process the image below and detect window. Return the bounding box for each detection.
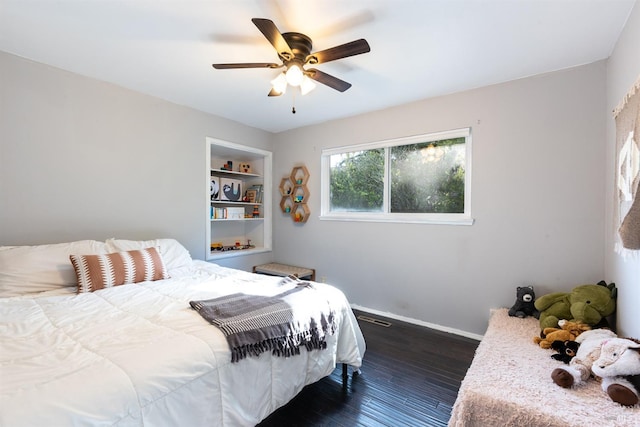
[321,128,473,224]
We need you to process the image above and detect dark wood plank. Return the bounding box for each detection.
[257,310,479,427]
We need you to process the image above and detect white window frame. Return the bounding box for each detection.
[320,128,474,225]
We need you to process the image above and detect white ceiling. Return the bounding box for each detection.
[0,0,635,133]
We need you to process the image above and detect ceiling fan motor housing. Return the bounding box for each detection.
[280,32,314,66]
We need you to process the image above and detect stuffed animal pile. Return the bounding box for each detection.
[506,281,640,406]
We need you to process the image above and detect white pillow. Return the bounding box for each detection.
[105,238,192,270]
[0,240,109,297]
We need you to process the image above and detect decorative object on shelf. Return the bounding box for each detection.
[239,163,252,173]
[246,189,258,203]
[211,239,256,252]
[220,178,242,201]
[221,160,233,171]
[249,184,264,203]
[226,207,245,220]
[210,177,220,200]
[280,165,310,223]
[292,203,310,223]
[253,205,260,218]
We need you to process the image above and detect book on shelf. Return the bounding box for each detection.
[211,207,246,220]
[213,207,226,219]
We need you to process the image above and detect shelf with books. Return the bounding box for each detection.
[206,137,272,260]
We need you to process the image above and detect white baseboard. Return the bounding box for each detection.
[350,304,483,341]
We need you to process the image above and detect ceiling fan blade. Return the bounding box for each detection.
[251,18,294,61]
[306,69,352,92]
[212,63,281,69]
[306,39,370,65]
[267,88,283,97]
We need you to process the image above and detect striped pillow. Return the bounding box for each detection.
[70,247,168,293]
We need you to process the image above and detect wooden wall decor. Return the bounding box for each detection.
[279,165,310,223]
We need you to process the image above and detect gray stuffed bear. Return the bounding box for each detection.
[508,286,540,318]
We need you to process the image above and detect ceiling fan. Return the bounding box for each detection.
[212,18,370,97]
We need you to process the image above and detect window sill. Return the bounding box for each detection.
[319,213,475,225]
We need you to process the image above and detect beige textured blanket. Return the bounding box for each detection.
[449,309,639,427]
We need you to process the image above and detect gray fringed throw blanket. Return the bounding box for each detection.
[190,278,335,362]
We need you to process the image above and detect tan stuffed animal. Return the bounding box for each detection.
[533,319,591,349]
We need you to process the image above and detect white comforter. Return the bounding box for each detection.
[0,261,365,427]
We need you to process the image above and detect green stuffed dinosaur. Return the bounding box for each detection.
[534,281,617,330]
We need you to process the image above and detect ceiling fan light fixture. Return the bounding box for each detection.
[270,73,287,94]
[285,64,304,86]
[300,75,316,96]
[212,19,370,99]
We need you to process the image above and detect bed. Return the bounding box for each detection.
[0,238,365,426]
[449,308,639,427]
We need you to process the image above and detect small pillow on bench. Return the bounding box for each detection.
[70,247,168,293]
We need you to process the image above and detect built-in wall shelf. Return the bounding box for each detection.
[210,218,264,222]
[206,137,272,260]
[210,169,262,178]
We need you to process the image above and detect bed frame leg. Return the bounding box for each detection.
[341,364,361,388]
[342,364,349,389]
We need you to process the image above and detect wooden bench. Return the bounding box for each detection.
[252,263,316,281]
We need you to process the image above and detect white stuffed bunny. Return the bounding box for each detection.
[592,338,640,406]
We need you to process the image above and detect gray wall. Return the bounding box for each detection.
[2,27,637,337]
[0,51,274,272]
[605,2,640,338]
[274,63,607,336]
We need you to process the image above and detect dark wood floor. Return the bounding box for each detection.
[257,310,479,427]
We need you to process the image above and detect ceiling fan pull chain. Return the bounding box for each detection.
[291,91,297,114]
